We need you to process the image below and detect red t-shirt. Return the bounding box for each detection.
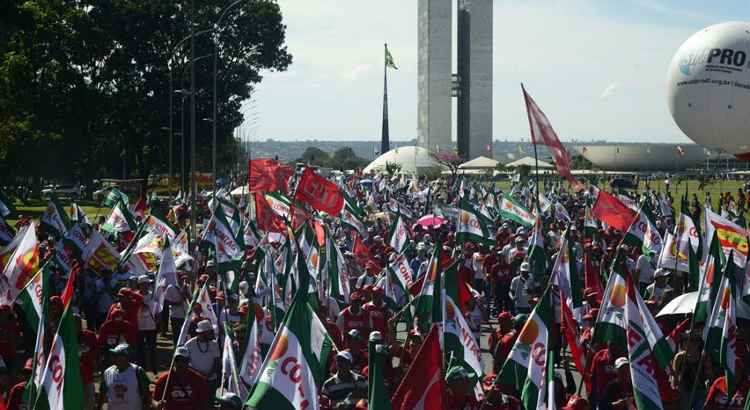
[0,319,20,364]
[338,307,371,337]
[589,348,617,397]
[79,329,99,384]
[362,301,390,336]
[97,319,137,349]
[6,381,26,410]
[153,368,210,410]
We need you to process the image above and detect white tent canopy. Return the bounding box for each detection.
[363,146,445,174]
[458,156,499,169]
[505,156,554,169]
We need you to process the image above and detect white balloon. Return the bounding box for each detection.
[667,21,750,159]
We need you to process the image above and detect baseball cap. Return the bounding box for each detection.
[110,343,130,356]
[336,351,353,362]
[615,357,629,369]
[520,262,530,272]
[196,319,213,333]
[174,347,190,360]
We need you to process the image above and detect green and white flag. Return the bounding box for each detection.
[102,187,128,207]
[17,263,51,334]
[247,291,335,410]
[497,287,554,409]
[221,327,245,399]
[69,203,89,225]
[34,271,83,410]
[413,241,442,332]
[40,196,71,239]
[623,208,663,257]
[627,277,676,372]
[499,195,535,228]
[694,233,723,322]
[340,194,368,239]
[444,297,483,388]
[388,214,410,253]
[101,200,137,235]
[527,215,546,280]
[208,206,244,276]
[385,44,398,70]
[325,235,350,303]
[624,277,665,410]
[703,253,738,390]
[388,252,414,294]
[593,251,628,350]
[456,198,495,247]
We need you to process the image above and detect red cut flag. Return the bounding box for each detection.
[253,193,286,233]
[294,168,344,215]
[391,324,445,410]
[352,234,377,269]
[583,247,604,305]
[521,85,583,190]
[592,191,637,232]
[248,159,292,193]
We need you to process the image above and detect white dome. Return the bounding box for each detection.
[363,146,445,174]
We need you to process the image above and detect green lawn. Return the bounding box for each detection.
[6,199,109,228]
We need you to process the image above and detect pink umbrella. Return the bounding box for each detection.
[415,214,446,229]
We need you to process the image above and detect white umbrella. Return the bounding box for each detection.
[657,290,750,319]
[656,291,697,317]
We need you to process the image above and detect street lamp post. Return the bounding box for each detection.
[190,0,197,245]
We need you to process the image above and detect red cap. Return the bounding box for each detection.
[583,308,599,321]
[350,291,362,301]
[497,311,513,322]
[563,395,589,410]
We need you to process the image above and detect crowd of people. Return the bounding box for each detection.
[0,168,749,410]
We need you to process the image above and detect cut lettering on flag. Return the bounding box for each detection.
[499,195,535,228]
[0,222,39,303]
[295,168,344,215]
[592,191,637,232]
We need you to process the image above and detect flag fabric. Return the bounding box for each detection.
[413,242,442,331]
[368,340,393,410]
[657,232,688,272]
[703,253,738,390]
[444,297,483,385]
[295,168,344,215]
[593,251,628,349]
[83,231,120,274]
[40,197,71,239]
[497,287,554,409]
[521,85,582,189]
[207,206,244,275]
[705,208,748,267]
[17,263,51,335]
[144,215,176,240]
[388,214,410,253]
[391,324,445,410]
[246,290,335,410]
[527,215,546,280]
[69,203,90,224]
[254,193,286,233]
[623,208,663,257]
[248,159,293,194]
[341,194,368,239]
[552,234,589,392]
[583,206,597,240]
[388,253,414,297]
[0,225,28,270]
[153,242,178,316]
[102,187,128,207]
[34,268,83,410]
[326,235,350,303]
[623,276,666,410]
[220,327,245,399]
[499,195,535,227]
[239,317,263,396]
[583,246,604,305]
[0,222,39,303]
[385,44,398,70]
[456,198,495,247]
[592,191,637,232]
[695,233,723,322]
[102,200,137,235]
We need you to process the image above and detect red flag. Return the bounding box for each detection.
[392,324,445,410]
[294,168,344,215]
[132,197,148,219]
[592,191,636,232]
[248,159,292,193]
[352,234,377,269]
[253,193,286,233]
[522,85,583,190]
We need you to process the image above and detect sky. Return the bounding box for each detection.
[249,0,748,143]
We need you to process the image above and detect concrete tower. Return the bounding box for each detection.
[417,0,453,153]
[457,0,493,160]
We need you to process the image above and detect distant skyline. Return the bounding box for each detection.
[250,0,747,143]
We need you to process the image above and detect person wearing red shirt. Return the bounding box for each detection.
[704,363,750,410]
[98,309,137,353]
[73,314,99,410]
[362,288,391,340]
[588,343,622,408]
[106,287,144,327]
[336,291,371,337]
[5,359,31,410]
[153,347,210,410]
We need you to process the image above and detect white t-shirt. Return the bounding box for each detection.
[102,364,143,410]
[510,275,532,309]
[165,285,189,319]
[636,255,656,284]
[472,253,485,280]
[137,292,156,331]
[185,336,220,380]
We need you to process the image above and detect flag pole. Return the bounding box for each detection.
[381,43,390,156]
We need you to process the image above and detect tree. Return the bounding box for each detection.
[332,147,368,171]
[430,149,462,185]
[298,147,331,167]
[0,0,291,189]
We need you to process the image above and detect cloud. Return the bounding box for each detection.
[600,82,622,99]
